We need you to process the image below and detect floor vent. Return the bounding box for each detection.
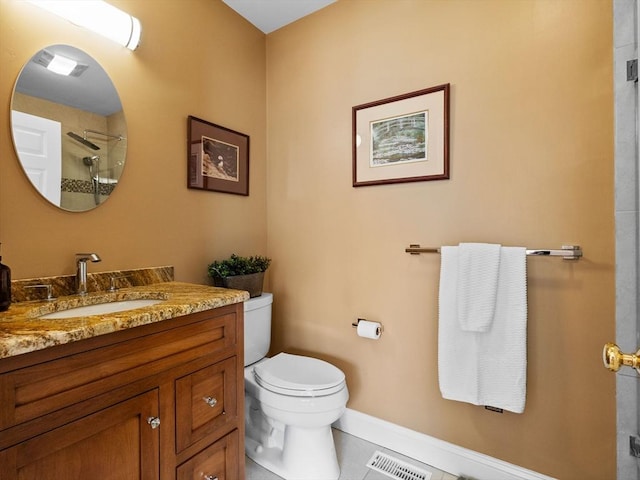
[366,451,433,480]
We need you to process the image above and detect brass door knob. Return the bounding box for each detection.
[603,343,640,374]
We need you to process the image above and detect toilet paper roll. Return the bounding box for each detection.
[357,320,382,339]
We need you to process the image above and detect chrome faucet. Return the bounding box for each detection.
[76,253,101,295]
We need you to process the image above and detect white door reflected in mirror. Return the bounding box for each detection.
[11,110,62,207]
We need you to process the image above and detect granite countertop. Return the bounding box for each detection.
[0,282,249,359]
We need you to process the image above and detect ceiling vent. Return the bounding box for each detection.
[33,50,89,77]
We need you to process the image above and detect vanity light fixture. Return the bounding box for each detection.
[27,0,142,51]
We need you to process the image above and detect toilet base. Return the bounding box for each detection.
[246,424,340,480]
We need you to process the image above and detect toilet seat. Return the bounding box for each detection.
[254,353,346,397]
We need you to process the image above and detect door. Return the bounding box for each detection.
[10,110,62,206]
[0,389,160,480]
[636,4,639,475]
[611,1,640,479]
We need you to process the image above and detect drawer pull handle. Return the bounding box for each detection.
[203,396,218,407]
[146,416,161,429]
[204,475,218,480]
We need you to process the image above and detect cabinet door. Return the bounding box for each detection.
[176,429,239,480]
[0,389,159,480]
[175,357,237,452]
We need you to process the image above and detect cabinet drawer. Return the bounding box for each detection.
[0,310,237,430]
[176,429,239,480]
[175,357,238,453]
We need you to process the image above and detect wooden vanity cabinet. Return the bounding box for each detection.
[0,303,245,480]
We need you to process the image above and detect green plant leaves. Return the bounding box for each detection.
[208,254,271,278]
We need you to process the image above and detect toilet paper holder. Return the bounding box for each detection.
[351,318,384,333]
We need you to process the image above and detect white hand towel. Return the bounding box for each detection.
[439,246,477,404]
[438,246,527,413]
[457,243,501,332]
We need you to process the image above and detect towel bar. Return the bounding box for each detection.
[405,244,582,260]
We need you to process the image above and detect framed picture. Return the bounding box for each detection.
[187,115,250,195]
[352,84,450,187]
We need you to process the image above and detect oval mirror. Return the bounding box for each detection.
[10,45,127,212]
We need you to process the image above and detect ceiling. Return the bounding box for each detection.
[222,0,336,34]
[15,44,122,116]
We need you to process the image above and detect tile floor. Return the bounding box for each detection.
[245,428,459,480]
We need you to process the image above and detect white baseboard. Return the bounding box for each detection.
[333,408,557,480]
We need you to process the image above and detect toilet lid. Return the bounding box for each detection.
[253,353,346,397]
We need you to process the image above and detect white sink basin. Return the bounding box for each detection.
[40,299,164,319]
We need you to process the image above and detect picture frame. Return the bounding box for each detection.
[352,84,450,187]
[187,115,250,195]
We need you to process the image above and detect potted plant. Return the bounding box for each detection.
[208,254,271,298]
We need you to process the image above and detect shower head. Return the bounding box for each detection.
[67,131,100,151]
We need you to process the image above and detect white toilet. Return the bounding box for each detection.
[243,293,349,480]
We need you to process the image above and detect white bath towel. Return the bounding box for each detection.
[457,243,501,332]
[438,245,527,413]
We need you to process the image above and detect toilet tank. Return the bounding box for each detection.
[243,292,273,367]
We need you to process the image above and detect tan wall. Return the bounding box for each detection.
[266,1,615,479]
[0,0,617,478]
[0,0,267,282]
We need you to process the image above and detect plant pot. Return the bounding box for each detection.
[213,271,264,298]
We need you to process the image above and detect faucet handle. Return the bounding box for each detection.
[109,274,133,292]
[25,284,56,301]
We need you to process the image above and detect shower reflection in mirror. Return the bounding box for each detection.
[10,44,128,212]
[68,129,126,206]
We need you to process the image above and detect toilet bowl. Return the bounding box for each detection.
[243,294,349,480]
[245,353,348,480]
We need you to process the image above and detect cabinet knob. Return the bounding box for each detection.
[203,396,218,407]
[203,476,218,480]
[146,416,161,429]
